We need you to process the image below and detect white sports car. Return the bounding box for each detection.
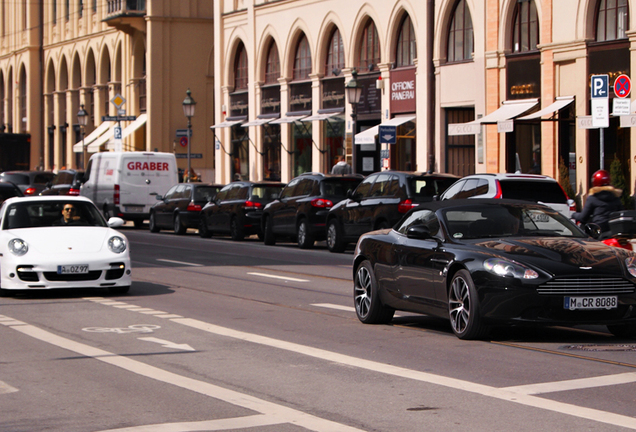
[0,196,131,295]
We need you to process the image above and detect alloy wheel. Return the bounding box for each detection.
[354,265,372,319]
[449,275,470,335]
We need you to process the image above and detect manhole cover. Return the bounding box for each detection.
[563,344,636,352]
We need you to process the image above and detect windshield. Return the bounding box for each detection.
[321,178,362,197]
[2,201,107,229]
[443,204,585,240]
[193,186,221,202]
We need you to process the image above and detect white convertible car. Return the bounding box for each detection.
[0,196,131,295]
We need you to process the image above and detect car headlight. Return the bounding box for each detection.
[625,257,636,277]
[108,236,127,254]
[484,258,538,279]
[8,238,28,256]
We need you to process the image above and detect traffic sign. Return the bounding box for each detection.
[111,94,126,108]
[614,74,631,98]
[378,125,397,144]
[179,136,188,147]
[176,129,191,137]
[113,126,122,140]
[102,115,137,122]
[591,75,609,99]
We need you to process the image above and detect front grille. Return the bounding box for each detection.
[43,271,102,282]
[537,277,635,295]
[105,263,126,280]
[17,266,38,282]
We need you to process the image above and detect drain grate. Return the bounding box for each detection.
[563,344,636,352]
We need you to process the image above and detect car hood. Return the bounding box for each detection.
[471,237,629,275]
[5,227,118,254]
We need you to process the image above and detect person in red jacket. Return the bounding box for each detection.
[573,169,623,238]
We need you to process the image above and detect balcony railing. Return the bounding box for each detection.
[106,0,146,18]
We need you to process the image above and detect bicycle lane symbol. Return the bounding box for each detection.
[82,324,161,334]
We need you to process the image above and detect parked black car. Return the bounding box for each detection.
[149,183,223,234]
[0,181,24,203]
[40,169,84,196]
[0,170,55,196]
[262,173,363,248]
[199,181,285,240]
[325,171,459,252]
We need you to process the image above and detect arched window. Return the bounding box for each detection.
[512,0,538,53]
[325,28,344,76]
[265,42,280,84]
[596,0,629,41]
[19,69,26,133]
[293,35,311,80]
[447,0,473,62]
[396,15,416,67]
[234,43,248,90]
[359,20,380,71]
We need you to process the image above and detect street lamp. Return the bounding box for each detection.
[77,104,88,169]
[182,88,196,182]
[345,70,362,174]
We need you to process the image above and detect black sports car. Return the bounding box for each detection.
[353,199,636,340]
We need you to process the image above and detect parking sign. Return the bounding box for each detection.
[591,75,609,99]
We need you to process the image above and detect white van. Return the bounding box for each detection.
[80,152,178,227]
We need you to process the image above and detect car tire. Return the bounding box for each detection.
[108,286,130,295]
[149,212,159,233]
[174,213,186,235]
[448,269,488,340]
[607,324,636,339]
[327,219,346,253]
[230,217,245,241]
[297,219,314,249]
[263,216,276,245]
[199,218,212,238]
[354,260,395,324]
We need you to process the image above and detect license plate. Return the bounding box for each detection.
[564,296,618,310]
[57,265,89,274]
[125,206,144,213]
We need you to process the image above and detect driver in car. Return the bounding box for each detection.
[55,204,85,226]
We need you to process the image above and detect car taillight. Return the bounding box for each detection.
[114,184,120,205]
[493,180,502,199]
[24,187,36,195]
[243,200,263,210]
[187,201,202,211]
[556,182,577,212]
[68,188,80,196]
[398,199,417,213]
[311,198,333,208]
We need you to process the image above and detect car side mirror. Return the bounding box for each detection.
[108,217,125,228]
[406,225,433,240]
[584,223,601,239]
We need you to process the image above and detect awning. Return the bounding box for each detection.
[241,117,277,127]
[72,121,112,153]
[270,114,308,124]
[210,116,247,129]
[354,116,416,144]
[301,109,344,122]
[448,98,539,136]
[121,113,147,139]
[517,96,574,120]
[87,125,116,152]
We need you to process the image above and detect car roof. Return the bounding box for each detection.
[460,173,557,182]
[2,195,94,206]
[414,198,557,212]
[372,170,460,179]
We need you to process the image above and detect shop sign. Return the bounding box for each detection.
[229,92,249,117]
[322,78,345,110]
[506,56,541,100]
[261,86,281,115]
[357,74,381,115]
[289,82,312,112]
[390,68,416,113]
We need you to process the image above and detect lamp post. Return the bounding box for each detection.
[182,88,196,182]
[77,104,88,169]
[345,70,362,174]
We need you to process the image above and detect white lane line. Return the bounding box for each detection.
[0,380,18,395]
[247,272,309,282]
[97,415,288,432]
[138,310,167,315]
[3,316,364,432]
[501,372,636,395]
[312,303,355,312]
[172,317,636,430]
[154,314,183,319]
[157,259,203,267]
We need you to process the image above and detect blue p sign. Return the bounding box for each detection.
[591,75,609,99]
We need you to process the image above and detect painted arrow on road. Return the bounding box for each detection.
[138,337,195,351]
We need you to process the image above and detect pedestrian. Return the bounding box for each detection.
[331,155,352,175]
[573,169,623,239]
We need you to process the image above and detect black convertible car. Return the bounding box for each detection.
[353,199,636,340]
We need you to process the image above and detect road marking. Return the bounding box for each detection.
[247,272,309,282]
[138,337,195,352]
[312,303,355,312]
[2,315,365,432]
[97,415,291,432]
[501,372,636,395]
[0,380,18,395]
[157,259,203,267]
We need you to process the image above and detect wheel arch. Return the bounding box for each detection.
[445,262,469,298]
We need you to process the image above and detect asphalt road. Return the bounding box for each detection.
[2,227,636,431]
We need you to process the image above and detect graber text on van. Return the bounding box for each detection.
[127,162,171,171]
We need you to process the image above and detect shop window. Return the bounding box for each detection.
[447,0,473,63]
[291,122,312,176]
[265,42,280,84]
[512,0,538,53]
[325,28,344,77]
[235,43,248,90]
[596,0,629,41]
[396,15,416,67]
[19,70,26,133]
[359,20,380,72]
[293,35,311,80]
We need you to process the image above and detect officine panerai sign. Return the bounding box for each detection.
[390,67,416,113]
